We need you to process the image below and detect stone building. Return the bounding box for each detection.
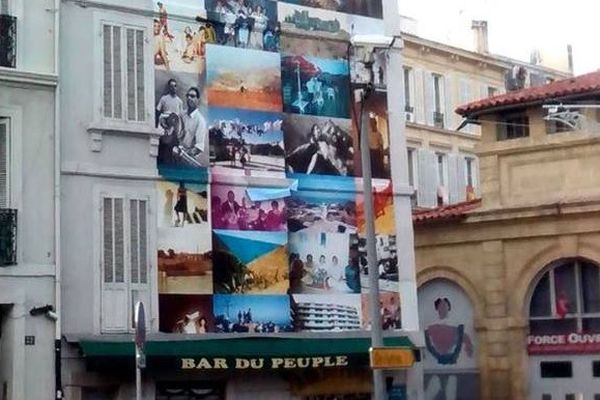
[414,71,600,399]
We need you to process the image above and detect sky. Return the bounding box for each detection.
[208,107,283,144]
[213,295,290,323]
[400,0,599,75]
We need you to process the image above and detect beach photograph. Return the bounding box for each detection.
[212,230,289,294]
[209,107,285,177]
[206,44,282,111]
[213,295,292,333]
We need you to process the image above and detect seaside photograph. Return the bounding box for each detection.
[291,294,363,332]
[206,44,282,111]
[213,295,293,333]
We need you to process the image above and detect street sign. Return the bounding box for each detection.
[369,347,416,369]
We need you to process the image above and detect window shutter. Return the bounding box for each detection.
[135,30,145,122]
[444,74,453,129]
[112,26,123,120]
[0,120,7,208]
[129,199,148,285]
[459,79,472,132]
[447,154,460,204]
[413,68,425,124]
[102,25,113,118]
[126,29,135,121]
[417,149,437,208]
[113,198,125,282]
[423,72,434,126]
[474,157,481,197]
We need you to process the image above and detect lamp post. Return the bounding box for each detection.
[357,57,386,400]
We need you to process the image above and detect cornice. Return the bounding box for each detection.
[0,68,58,88]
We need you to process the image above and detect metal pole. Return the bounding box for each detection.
[360,90,386,400]
[136,353,142,400]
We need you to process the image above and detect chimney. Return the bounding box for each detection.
[471,20,489,54]
[567,44,574,74]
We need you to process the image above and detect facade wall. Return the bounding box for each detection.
[0,1,58,399]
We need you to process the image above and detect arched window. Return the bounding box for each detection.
[529,258,600,335]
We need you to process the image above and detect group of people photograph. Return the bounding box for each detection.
[211,189,286,231]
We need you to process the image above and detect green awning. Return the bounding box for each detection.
[80,336,415,358]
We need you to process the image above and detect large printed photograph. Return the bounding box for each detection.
[284,114,353,176]
[361,292,401,331]
[278,0,382,19]
[206,44,282,112]
[349,233,398,293]
[157,180,213,294]
[281,54,350,119]
[159,294,214,334]
[213,230,289,294]
[213,295,293,333]
[278,2,350,39]
[155,76,210,169]
[209,107,285,177]
[289,231,359,294]
[291,294,363,332]
[211,184,287,231]
[286,175,357,233]
[205,0,280,52]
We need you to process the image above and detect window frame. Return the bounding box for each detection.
[464,157,476,189]
[91,11,154,134]
[529,259,600,333]
[403,66,413,112]
[93,184,157,334]
[497,111,530,141]
[435,152,448,188]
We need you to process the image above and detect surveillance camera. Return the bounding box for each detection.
[350,34,394,49]
[45,310,59,322]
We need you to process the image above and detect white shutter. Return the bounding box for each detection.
[444,74,453,130]
[0,119,8,208]
[126,28,146,122]
[130,198,150,329]
[447,154,460,204]
[474,157,481,197]
[479,83,488,100]
[101,196,129,332]
[413,68,425,124]
[423,72,434,126]
[417,149,437,208]
[102,25,113,118]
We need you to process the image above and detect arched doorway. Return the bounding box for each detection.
[419,278,480,400]
[527,258,600,400]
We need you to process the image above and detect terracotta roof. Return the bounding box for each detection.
[456,70,600,116]
[412,199,482,225]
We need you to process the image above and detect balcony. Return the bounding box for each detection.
[0,209,17,266]
[0,14,17,68]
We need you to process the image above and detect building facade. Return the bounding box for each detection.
[414,72,600,399]
[59,1,420,399]
[401,28,570,209]
[0,0,59,399]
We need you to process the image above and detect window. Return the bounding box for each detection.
[432,74,444,128]
[497,112,529,140]
[488,86,497,97]
[100,192,151,332]
[404,67,413,112]
[0,118,8,208]
[540,361,573,378]
[546,119,574,135]
[529,259,600,335]
[464,157,475,188]
[593,361,600,377]
[102,23,146,122]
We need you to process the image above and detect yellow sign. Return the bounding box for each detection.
[369,347,416,369]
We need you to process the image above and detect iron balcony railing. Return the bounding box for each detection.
[0,209,17,266]
[0,14,17,68]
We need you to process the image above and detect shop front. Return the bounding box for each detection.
[71,334,417,399]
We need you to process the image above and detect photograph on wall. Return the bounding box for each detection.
[213,294,293,333]
[157,180,213,294]
[361,292,401,331]
[278,0,382,19]
[283,114,353,176]
[349,233,398,293]
[356,179,395,235]
[209,107,285,177]
[350,48,387,89]
[419,280,480,400]
[286,174,357,233]
[154,6,214,74]
[351,91,390,179]
[281,54,350,119]
[206,44,282,112]
[155,72,210,169]
[211,184,287,231]
[291,294,362,332]
[289,231,359,294]
[159,294,214,334]
[212,230,289,294]
[204,0,280,52]
[155,1,206,21]
[278,2,350,39]
[280,35,347,60]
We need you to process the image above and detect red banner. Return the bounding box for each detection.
[527,333,600,355]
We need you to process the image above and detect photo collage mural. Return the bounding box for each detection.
[154,0,398,335]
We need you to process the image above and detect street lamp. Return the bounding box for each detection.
[350,33,394,400]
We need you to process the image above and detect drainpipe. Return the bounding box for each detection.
[52,0,63,398]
